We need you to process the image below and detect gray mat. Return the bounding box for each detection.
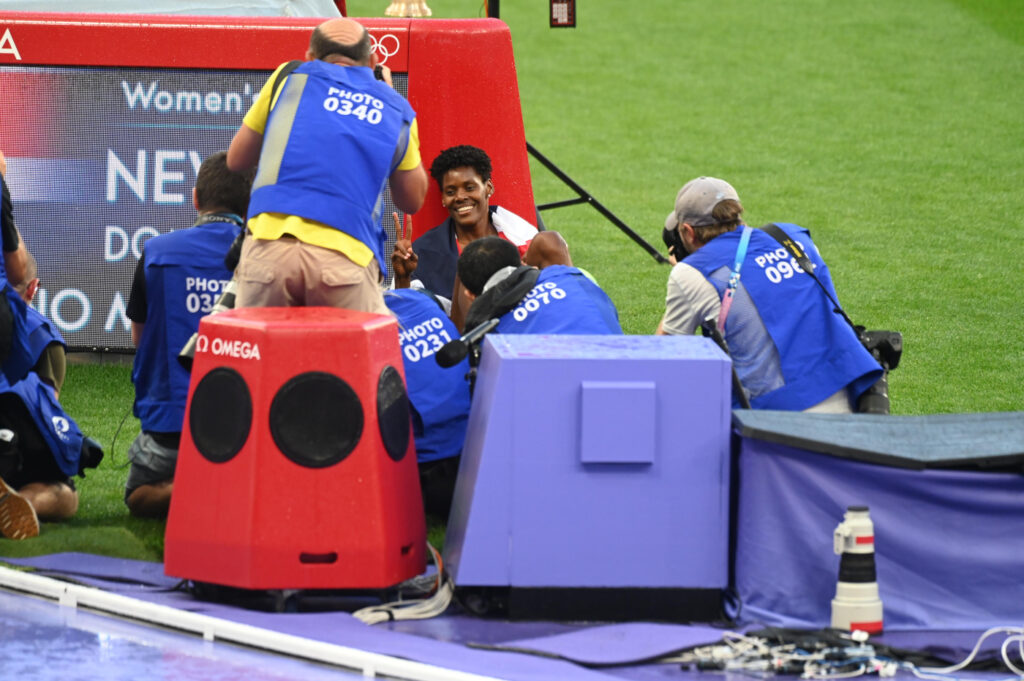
[732,410,1024,469]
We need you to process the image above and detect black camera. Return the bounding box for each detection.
[858,328,903,371]
[78,436,105,477]
[662,225,687,262]
[855,328,903,415]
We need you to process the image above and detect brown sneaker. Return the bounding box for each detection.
[0,475,39,539]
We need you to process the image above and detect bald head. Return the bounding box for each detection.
[15,250,38,303]
[308,18,373,65]
[523,231,572,269]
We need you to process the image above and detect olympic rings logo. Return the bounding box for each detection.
[370,33,401,65]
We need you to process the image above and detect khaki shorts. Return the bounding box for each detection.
[235,236,389,316]
[124,431,178,502]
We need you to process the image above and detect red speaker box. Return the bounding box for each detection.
[164,307,426,590]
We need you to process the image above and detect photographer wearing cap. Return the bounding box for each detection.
[657,177,883,412]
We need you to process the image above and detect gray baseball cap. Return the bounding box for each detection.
[664,177,740,231]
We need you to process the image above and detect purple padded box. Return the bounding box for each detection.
[443,334,732,621]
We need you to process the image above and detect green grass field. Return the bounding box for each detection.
[2,0,1021,561]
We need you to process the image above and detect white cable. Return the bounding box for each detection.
[803,663,868,679]
[920,626,1024,675]
[669,629,1024,680]
[1000,634,1024,677]
[353,579,454,625]
[352,542,454,625]
[908,664,1021,681]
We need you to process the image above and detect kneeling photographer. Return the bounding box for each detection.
[657,176,900,413]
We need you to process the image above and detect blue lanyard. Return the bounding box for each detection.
[718,225,752,332]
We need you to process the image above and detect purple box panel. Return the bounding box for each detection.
[445,334,732,590]
[581,381,656,464]
[443,344,516,587]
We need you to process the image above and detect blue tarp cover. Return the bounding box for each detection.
[733,414,1024,630]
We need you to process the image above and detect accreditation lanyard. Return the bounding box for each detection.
[717,225,752,333]
[193,212,244,228]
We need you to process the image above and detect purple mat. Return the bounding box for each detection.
[0,553,1014,681]
[478,623,725,666]
[0,553,719,681]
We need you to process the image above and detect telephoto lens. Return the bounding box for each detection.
[831,506,883,635]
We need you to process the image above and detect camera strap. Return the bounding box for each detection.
[754,225,897,414]
[269,60,302,110]
[759,223,858,332]
[718,225,752,332]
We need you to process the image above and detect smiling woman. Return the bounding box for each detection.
[390,145,538,308]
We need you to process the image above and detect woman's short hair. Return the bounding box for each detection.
[429,145,493,187]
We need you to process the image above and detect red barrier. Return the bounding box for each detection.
[0,13,535,350]
[0,13,537,236]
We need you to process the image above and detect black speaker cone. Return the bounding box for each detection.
[269,371,363,468]
[189,367,252,464]
[377,365,410,462]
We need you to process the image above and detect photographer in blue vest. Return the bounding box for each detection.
[227,18,428,315]
[1,154,102,539]
[0,150,34,386]
[0,369,101,539]
[123,151,254,518]
[383,288,470,520]
[458,236,622,336]
[657,176,882,412]
[14,253,65,399]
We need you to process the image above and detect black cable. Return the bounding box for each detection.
[109,404,134,469]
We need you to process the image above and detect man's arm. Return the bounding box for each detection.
[449,274,474,333]
[131,321,145,348]
[660,263,721,336]
[227,124,263,172]
[389,164,428,215]
[388,118,427,215]
[126,255,147,347]
[3,229,29,289]
[2,168,30,287]
[226,62,283,172]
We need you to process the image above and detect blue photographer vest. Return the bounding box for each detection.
[248,60,416,268]
[132,219,240,433]
[25,305,65,370]
[684,222,882,410]
[384,289,470,464]
[0,284,31,384]
[495,265,623,335]
[0,371,83,477]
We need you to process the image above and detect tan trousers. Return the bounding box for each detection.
[234,235,389,316]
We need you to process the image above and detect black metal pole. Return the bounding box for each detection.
[527,142,669,264]
[487,0,499,18]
